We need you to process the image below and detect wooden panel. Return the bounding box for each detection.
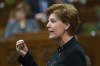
[78,35,100,66]
[0,31,100,66]
[0,44,8,66]
[79,6,98,22]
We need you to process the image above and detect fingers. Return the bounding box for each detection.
[16,40,28,57]
[16,40,25,50]
[16,40,24,45]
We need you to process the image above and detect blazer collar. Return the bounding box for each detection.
[58,37,77,53]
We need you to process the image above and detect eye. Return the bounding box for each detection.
[51,19,56,23]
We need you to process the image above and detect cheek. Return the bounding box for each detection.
[53,24,65,37]
[16,12,25,18]
[16,13,21,18]
[21,13,25,17]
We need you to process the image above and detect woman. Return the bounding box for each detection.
[4,2,40,38]
[16,4,87,66]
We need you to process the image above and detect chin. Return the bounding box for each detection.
[49,36,54,39]
[49,35,58,40]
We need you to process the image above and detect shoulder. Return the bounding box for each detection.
[64,39,86,58]
[26,19,39,27]
[7,20,18,27]
[26,19,37,23]
[64,42,87,65]
[69,38,85,53]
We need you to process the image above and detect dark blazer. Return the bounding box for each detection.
[18,37,87,66]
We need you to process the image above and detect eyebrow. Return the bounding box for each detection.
[48,18,55,21]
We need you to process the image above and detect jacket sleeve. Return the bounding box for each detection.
[18,52,38,66]
[65,51,87,66]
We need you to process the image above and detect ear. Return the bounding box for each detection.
[64,23,70,30]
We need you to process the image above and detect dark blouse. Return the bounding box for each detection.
[18,37,87,66]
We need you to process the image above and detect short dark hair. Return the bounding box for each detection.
[46,4,80,35]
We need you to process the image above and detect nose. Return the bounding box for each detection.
[46,22,51,28]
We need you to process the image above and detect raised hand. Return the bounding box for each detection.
[16,40,28,57]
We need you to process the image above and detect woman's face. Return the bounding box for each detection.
[46,13,69,40]
[16,9,26,20]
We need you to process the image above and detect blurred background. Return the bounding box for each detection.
[0,0,100,66]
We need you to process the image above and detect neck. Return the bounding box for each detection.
[56,34,73,47]
[18,19,26,29]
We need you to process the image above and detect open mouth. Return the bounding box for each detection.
[48,30,54,35]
